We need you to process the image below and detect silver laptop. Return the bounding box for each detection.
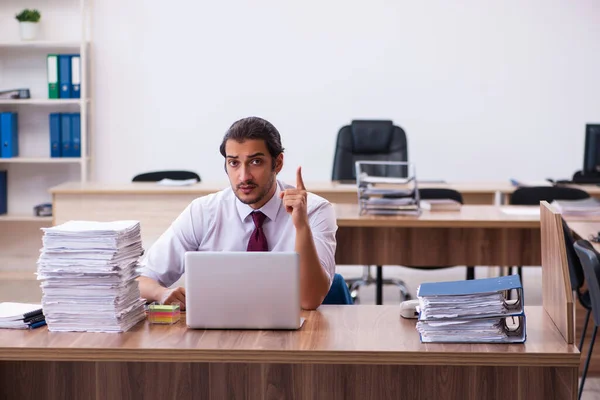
[184,251,302,330]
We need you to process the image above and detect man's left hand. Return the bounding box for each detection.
[280,166,309,229]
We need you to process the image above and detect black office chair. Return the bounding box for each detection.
[332,120,407,182]
[508,186,590,280]
[573,240,600,399]
[562,218,592,351]
[417,188,475,280]
[132,170,201,182]
[332,120,409,304]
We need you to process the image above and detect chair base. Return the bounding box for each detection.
[345,266,411,304]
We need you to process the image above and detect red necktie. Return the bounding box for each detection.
[247,211,268,251]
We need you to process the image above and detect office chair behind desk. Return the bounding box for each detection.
[563,219,592,351]
[573,240,600,399]
[331,120,410,305]
[132,170,201,182]
[508,186,590,281]
[331,120,407,182]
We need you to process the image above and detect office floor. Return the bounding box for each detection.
[2,266,600,399]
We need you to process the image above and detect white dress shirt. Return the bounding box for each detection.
[139,180,338,288]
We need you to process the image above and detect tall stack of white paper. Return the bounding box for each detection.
[37,220,146,332]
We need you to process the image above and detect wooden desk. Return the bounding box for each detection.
[335,204,542,267]
[0,306,579,400]
[50,180,509,205]
[50,180,600,206]
[50,182,545,266]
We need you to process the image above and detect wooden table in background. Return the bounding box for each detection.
[50,192,544,306]
[0,306,578,400]
[334,204,542,267]
[50,186,544,268]
[49,180,600,207]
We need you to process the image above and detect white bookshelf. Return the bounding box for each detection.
[0,0,92,276]
[0,99,86,105]
[0,157,87,164]
[0,41,84,49]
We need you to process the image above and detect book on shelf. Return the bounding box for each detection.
[0,112,19,158]
[47,54,59,99]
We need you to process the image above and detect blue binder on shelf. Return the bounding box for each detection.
[416,275,526,344]
[0,170,6,215]
[49,113,61,157]
[70,113,81,157]
[70,55,81,99]
[60,113,72,157]
[0,112,19,158]
[58,55,72,99]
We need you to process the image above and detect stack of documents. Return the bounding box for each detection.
[0,302,44,329]
[551,198,600,216]
[420,199,462,212]
[416,275,526,343]
[358,176,421,215]
[37,220,146,332]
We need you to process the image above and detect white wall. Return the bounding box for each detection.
[92,1,600,185]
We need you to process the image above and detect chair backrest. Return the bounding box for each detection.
[573,240,600,326]
[132,170,201,182]
[331,120,407,182]
[418,188,464,204]
[562,218,585,291]
[510,186,590,205]
[322,273,353,305]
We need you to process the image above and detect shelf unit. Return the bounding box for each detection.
[0,157,87,164]
[0,0,92,277]
[0,41,84,49]
[0,99,87,105]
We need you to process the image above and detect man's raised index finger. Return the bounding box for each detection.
[296,166,306,190]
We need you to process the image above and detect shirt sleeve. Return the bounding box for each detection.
[138,201,202,288]
[309,200,338,286]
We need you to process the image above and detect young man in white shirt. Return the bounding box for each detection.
[137,117,338,310]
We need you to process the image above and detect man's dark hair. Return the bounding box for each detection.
[219,117,285,160]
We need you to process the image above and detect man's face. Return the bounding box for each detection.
[225,139,283,208]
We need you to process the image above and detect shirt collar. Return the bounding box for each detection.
[235,180,282,223]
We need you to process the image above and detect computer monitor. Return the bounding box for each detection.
[583,124,600,176]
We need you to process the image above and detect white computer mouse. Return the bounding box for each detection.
[400,299,420,319]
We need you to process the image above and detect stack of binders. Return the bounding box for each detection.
[416,275,526,343]
[47,54,81,99]
[49,113,80,157]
